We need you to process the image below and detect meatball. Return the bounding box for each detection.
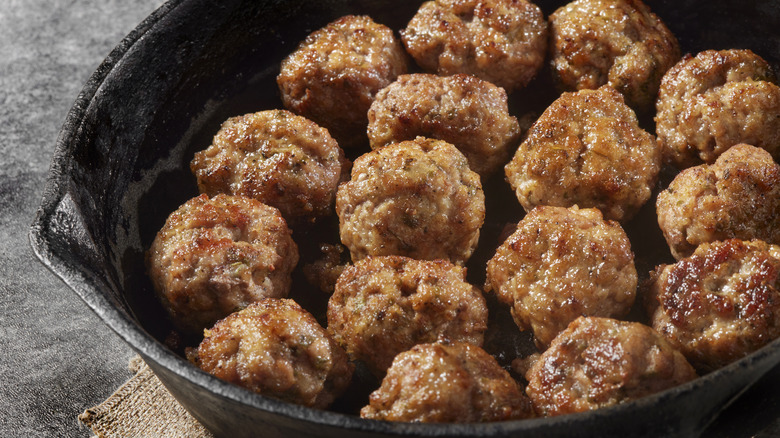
[505,85,660,222]
[277,15,409,149]
[548,0,680,112]
[187,298,353,408]
[367,73,521,176]
[336,137,485,264]
[400,0,547,93]
[361,341,535,422]
[146,194,298,334]
[190,110,349,222]
[327,256,488,377]
[656,144,780,260]
[525,316,697,417]
[655,49,780,168]
[644,239,780,372]
[486,205,637,348]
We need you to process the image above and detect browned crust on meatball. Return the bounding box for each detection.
[327,256,488,377]
[277,15,409,148]
[400,0,548,93]
[187,298,353,408]
[367,73,521,176]
[549,0,680,112]
[486,205,637,348]
[644,239,780,372]
[656,144,780,260]
[655,49,780,168]
[505,85,660,222]
[525,316,697,417]
[146,194,298,334]
[336,137,485,264]
[361,341,535,422]
[190,110,349,222]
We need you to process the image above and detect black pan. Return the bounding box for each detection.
[29,0,780,437]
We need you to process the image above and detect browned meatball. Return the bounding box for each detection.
[505,85,660,222]
[367,73,521,176]
[190,110,349,222]
[525,316,697,417]
[656,144,780,260]
[336,137,485,264]
[187,298,353,409]
[361,341,535,422]
[277,15,409,148]
[327,256,488,377]
[400,0,547,93]
[486,205,637,348]
[656,49,780,168]
[644,239,780,372]
[549,0,680,112]
[146,194,298,334]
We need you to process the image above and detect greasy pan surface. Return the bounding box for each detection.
[30,0,780,436]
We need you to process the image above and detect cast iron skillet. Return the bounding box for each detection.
[29,0,780,437]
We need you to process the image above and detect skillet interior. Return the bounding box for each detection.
[30,0,780,436]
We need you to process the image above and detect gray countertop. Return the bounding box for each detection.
[1,1,163,436]
[2,1,780,437]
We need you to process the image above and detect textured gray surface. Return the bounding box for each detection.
[0,1,164,437]
[2,0,780,437]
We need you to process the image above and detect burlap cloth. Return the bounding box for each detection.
[79,355,213,438]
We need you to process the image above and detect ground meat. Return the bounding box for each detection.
[505,85,660,222]
[360,341,535,422]
[644,239,780,372]
[656,144,780,260]
[400,0,547,93]
[190,110,349,223]
[548,0,680,112]
[146,194,298,334]
[327,256,488,377]
[277,15,409,149]
[486,205,637,348]
[303,243,350,294]
[655,49,780,168]
[186,298,353,408]
[367,73,521,176]
[525,316,697,417]
[336,137,485,264]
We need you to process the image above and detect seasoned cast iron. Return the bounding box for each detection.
[30,0,780,437]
